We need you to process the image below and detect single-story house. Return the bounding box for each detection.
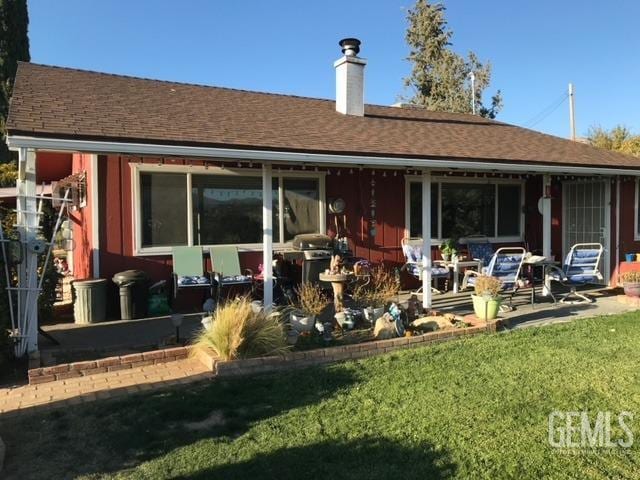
[6,38,640,354]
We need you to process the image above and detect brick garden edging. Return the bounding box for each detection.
[27,346,190,385]
[208,322,497,377]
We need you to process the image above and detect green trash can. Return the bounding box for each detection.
[73,278,108,324]
[112,270,150,320]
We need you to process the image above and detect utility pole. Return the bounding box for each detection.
[469,71,476,115]
[568,83,576,140]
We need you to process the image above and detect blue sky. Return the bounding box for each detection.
[28,0,639,138]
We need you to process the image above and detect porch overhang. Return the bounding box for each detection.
[8,135,640,177]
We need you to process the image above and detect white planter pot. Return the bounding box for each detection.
[201,315,214,331]
[251,300,263,314]
[363,307,385,324]
[291,313,316,333]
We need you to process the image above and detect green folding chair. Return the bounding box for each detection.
[172,246,212,299]
[209,246,254,302]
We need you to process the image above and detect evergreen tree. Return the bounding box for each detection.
[404,0,502,118]
[0,0,30,163]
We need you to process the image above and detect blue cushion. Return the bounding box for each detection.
[468,243,494,266]
[218,274,253,285]
[177,275,210,286]
[573,249,600,259]
[567,274,598,284]
[406,264,449,279]
[402,244,423,263]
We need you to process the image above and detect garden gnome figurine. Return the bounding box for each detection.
[407,294,420,322]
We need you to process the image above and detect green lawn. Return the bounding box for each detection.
[3,313,640,479]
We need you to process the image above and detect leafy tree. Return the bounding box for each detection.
[404,0,502,118]
[0,0,30,163]
[0,160,17,186]
[587,125,640,157]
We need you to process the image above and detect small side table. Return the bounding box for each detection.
[523,258,560,307]
[435,259,483,293]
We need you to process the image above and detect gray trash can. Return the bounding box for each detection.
[112,270,150,320]
[73,278,107,324]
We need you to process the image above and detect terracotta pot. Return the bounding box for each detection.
[623,282,640,298]
[472,295,501,321]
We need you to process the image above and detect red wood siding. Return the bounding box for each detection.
[91,155,631,309]
[69,153,95,279]
[326,168,405,266]
[36,152,72,184]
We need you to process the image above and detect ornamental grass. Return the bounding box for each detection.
[194,297,288,361]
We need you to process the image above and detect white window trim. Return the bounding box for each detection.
[404,174,525,244]
[131,163,326,256]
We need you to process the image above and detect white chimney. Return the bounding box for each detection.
[334,38,366,116]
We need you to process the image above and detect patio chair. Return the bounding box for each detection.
[172,246,212,299]
[461,247,526,309]
[464,236,495,270]
[208,246,254,303]
[545,243,604,304]
[401,237,451,295]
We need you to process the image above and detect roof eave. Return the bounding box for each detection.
[8,134,640,176]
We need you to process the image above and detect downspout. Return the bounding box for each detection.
[615,176,621,286]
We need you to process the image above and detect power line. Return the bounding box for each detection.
[523,92,569,128]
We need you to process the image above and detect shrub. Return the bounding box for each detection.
[294,283,328,317]
[473,275,502,297]
[620,271,640,284]
[352,265,399,308]
[194,297,288,361]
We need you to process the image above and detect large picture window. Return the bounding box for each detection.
[407,178,523,241]
[141,173,188,248]
[137,168,323,252]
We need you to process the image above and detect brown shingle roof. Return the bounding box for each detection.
[7,62,640,169]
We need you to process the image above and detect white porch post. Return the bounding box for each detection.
[542,174,552,259]
[421,170,432,310]
[16,147,39,355]
[262,163,273,309]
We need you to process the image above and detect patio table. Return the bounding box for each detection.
[523,257,560,308]
[435,259,482,293]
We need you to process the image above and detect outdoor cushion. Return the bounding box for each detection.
[468,242,495,266]
[177,275,211,286]
[216,274,253,284]
[405,264,449,278]
[467,274,514,291]
[402,244,423,263]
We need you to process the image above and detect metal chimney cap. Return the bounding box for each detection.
[339,38,361,56]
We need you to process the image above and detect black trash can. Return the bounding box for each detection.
[112,270,150,320]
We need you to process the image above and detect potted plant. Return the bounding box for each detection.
[471,275,502,321]
[620,271,640,297]
[290,283,328,332]
[353,266,399,323]
[440,239,457,262]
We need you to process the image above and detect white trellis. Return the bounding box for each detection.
[0,148,76,357]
